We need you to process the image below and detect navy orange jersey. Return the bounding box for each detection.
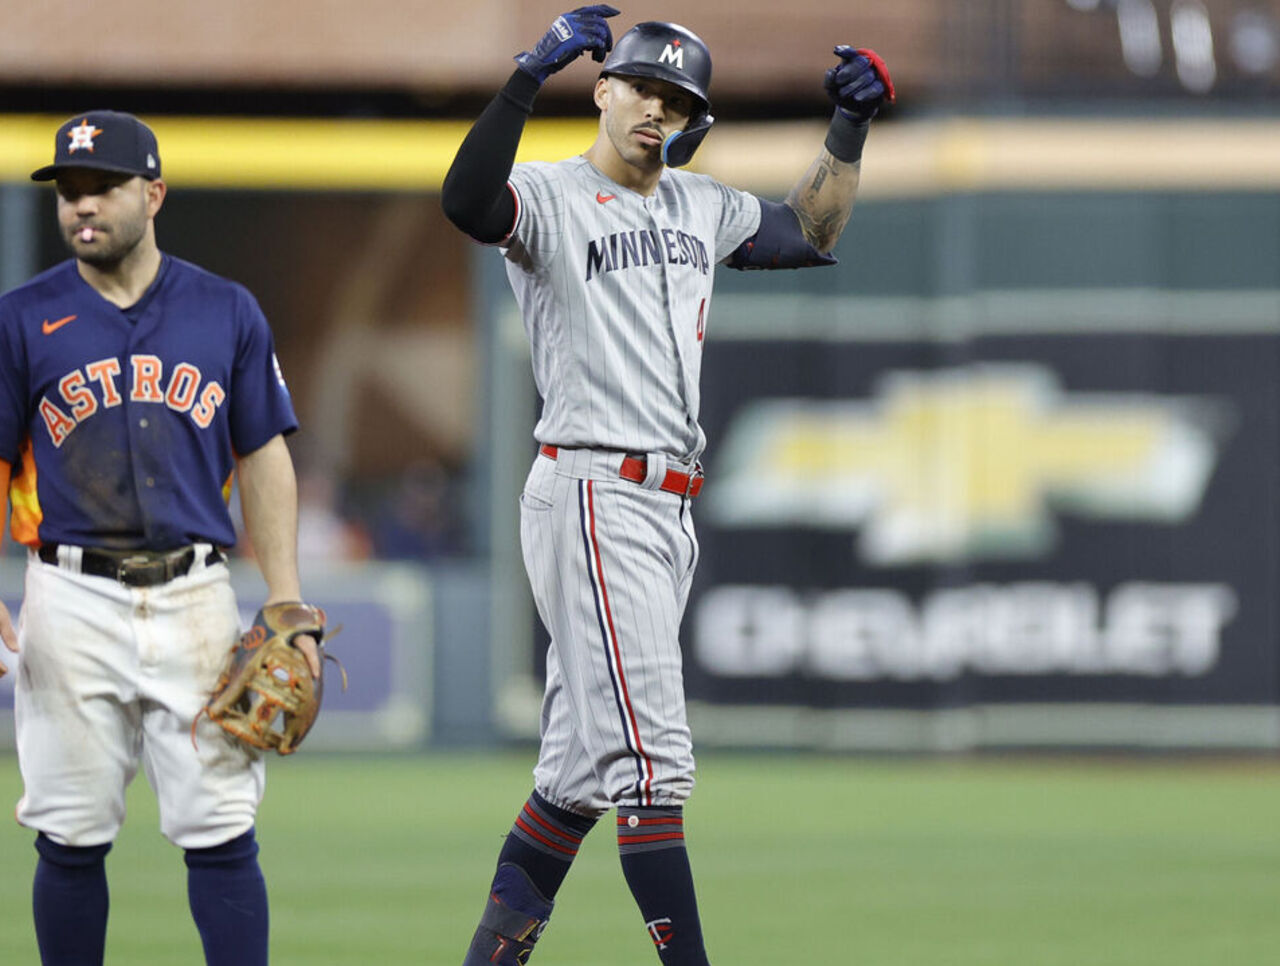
[0,255,298,551]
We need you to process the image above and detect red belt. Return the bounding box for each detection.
[539,444,704,498]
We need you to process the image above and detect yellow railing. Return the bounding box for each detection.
[6,115,1280,195]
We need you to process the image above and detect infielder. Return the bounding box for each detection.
[442,7,892,965]
[0,111,319,966]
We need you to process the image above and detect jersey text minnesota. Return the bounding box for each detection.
[586,228,710,281]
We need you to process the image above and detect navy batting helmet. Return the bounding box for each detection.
[601,21,714,166]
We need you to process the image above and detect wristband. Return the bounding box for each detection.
[824,110,870,164]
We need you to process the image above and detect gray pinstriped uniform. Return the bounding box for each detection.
[502,156,760,816]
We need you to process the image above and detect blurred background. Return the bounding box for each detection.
[2,0,1280,755]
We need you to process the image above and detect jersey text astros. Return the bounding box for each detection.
[41,354,227,446]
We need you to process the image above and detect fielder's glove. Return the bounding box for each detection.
[825,45,896,121]
[197,602,345,756]
[516,5,620,84]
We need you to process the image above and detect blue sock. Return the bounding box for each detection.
[617,806,710,966]
[185,828,268,966]
[462,791,599,965]
[496,789,597,899]
[32,833,112,966]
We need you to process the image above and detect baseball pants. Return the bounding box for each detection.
[521,447,699,817]
[14,548,264,849]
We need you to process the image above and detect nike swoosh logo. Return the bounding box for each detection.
[596,192,616,204]
[42,315,77,335]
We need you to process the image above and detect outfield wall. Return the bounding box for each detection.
[687,189,1280,750]
[482,170,1280,752]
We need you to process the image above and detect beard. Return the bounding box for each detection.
[64,211,148,268]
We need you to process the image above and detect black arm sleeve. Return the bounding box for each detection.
[440,69,542,244]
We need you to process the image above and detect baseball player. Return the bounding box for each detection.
[441,7,892,965]
[0,111,319,966]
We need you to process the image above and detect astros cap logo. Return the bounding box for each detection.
[67,119,103,154]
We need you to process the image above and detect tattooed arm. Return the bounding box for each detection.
[725,48,889,269]
[780,44,892,254]
[724,123,868,272]
[783,149,861,254]
[723,151,858,272]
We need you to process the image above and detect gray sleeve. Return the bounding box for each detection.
[711,180,763,263]
[504,163,567,268]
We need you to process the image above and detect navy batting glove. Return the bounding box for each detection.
[824,45,896,121]
[515,5,621,84]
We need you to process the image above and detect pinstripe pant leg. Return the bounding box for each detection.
[522,461,697,816]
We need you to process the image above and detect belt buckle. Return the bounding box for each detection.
[117,554,167,587]
[684,464,704,498]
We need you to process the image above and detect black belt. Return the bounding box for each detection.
[38,544,226,587]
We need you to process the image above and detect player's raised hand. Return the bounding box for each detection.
[516,5,621,83]
[824,46,895,121]
[0,600,17,678]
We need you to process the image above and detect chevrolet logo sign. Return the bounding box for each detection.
[708,364,1232,565]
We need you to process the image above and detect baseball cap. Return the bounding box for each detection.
[30,111,161,182]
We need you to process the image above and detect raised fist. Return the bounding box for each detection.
[824,46,895,121]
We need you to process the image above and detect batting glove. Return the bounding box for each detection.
[515,5,621,84]
[824,45,896,121]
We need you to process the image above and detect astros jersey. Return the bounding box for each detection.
[0,256,298,550]
[503,157,760,462]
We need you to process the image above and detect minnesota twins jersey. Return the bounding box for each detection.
[503,157,761,462]
[0,256,297,551]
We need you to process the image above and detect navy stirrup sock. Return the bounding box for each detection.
[462,790,598,965]
[617,805,710,966]
[185,828,268,966]
[33,833,112,966]
[497,789,597,899]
